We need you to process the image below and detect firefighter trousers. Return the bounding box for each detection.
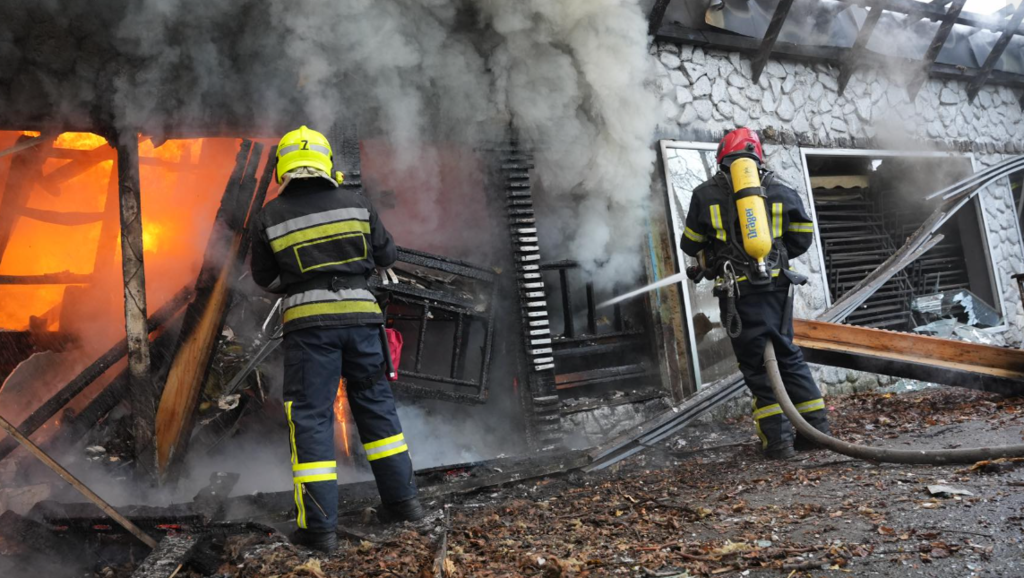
[283,325,417,534]
[726,288,829,453]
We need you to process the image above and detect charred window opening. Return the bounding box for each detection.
[540,262,658,404]
[808,153,1001,332]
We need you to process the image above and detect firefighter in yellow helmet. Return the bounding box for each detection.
[250,126,423,553]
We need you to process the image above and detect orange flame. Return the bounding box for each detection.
[334,379,351,457]
[0,131,243,334]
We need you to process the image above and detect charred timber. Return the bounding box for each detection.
[0,287,192,463]
[0,135,47,269]
[0,272,92,284]
[115,130,157,479]
[154,141,262,483]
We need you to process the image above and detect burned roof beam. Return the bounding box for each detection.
[843,0,1024,35]
[648,0,672,38]
[967,1,1024,102]
[838,1,885,95]
[908,0,967,100]
[657,23,1024,92]
[751,0,796,84]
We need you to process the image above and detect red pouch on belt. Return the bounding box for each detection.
[385,328,403,381]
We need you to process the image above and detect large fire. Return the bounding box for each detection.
[0,131,246,342]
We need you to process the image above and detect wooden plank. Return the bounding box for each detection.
[793,319,1024,376]
[115,131,157,479]
[154,141,261,483]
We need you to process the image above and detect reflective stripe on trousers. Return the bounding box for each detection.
[752,398,825,449]
[364,433,409,462]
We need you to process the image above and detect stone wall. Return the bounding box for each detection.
[651,41,1024,399]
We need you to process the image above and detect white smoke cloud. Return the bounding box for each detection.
[108,0,661,287]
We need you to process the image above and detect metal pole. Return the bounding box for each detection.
[0,414,158,548]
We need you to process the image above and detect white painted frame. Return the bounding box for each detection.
[799,147,1007,327]
[658,139,722,389]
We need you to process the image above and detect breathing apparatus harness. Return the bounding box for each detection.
[686,159,789,338]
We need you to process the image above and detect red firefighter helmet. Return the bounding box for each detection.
[716,128,764,166]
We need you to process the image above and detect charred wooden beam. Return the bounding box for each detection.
[838,1,885,95]
[0,272,92,284]
[18,207,105,226]
[43,310,186,458]
[908,0,967,100]
[94,161,123,276]
[0,135,47,268]
[115,130,157,480]
[0,287,192,463]
[750,0,795,84]
[656,23,1024,92]
[130,534,200,578]
[648,0,672,37]
[155,140,261,483]
[0,134,49,159]
[843,0,1024,36]
[967,1,1024,102]
[0,510,82,563]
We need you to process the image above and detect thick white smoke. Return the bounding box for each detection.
[110,0,659,287]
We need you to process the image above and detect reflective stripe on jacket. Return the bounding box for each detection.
[250,178,397,332]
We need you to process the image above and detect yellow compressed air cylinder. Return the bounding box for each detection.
[730,157,772,268]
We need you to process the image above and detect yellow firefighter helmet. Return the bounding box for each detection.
[275,126,333,184]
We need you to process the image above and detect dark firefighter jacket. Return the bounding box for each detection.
[250,177,397,333]
[679,172,815,293]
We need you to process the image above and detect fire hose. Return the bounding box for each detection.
[764,341,1024,465]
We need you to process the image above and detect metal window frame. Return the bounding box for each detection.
[800,147,1008,330]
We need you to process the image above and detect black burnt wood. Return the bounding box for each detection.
[0,287,192,463]
[908,0,967,99]
[967,1,1024,101]
[750,0,796,84]
[656,23,1024,92]
[648,0,673,37]
[116,130,157,478]
[130,534,200,578]
[838,0,885,95]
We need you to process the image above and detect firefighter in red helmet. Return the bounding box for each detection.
[680,128,830,459]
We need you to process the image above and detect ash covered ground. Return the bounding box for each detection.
[4,387,1023,578]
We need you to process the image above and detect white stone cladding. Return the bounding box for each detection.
[653,41,1024,394]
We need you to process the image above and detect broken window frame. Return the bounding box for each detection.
[799,146,1008,331]
[658,139,733,390]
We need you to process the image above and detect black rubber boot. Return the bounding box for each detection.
[793,411,830,452]
[764,445,797,460]
[291,529,338,554]
[378,497,426,524]
[756,413,796,460]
